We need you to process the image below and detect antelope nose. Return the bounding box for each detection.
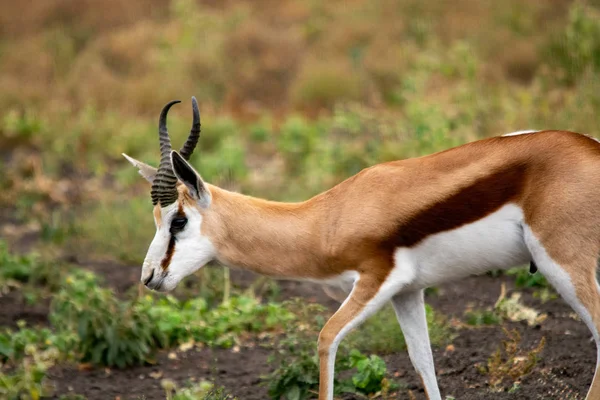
[142,269,154,286]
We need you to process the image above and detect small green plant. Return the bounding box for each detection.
[464,309,502,326]
[265,301,398,400]
[533,287,558,303]
[508,382,521,393]
[347,305,405,354]
[176,265,231,307]
[50,270,156,368]
[0,241,71,300]
[50,269,295,367]
[266,333,327,400]
[265,301,344,399]
[266,340,397,400]
[249,124,272,143]
[424,286,439,297]
[0,344,59,400]
[0,322,76,363]
[162,378,237,400]
[348,349,398,396]
[1,108,42,144]
[507,267,549,289]
[200,386,238,400]
[0,241,56,287]
[138,293,295,349]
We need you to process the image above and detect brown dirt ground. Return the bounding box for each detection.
[0,219,595,399]
[43,268,596,400]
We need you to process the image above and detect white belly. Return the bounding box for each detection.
[403,203,530,289]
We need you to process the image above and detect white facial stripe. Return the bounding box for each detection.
[157,204,193,271]
[142,203,178,280]
[142,201,216,292]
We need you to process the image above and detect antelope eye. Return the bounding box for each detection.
[170,217,188,232]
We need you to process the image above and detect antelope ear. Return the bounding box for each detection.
[122,153,158,184]
[170,151,211,208]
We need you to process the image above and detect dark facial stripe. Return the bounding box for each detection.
[384,163,527,249]
[161,204,186,270]
[161,235,176,270]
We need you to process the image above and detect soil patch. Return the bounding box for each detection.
[46,271,595,400]
[0,288,49,328]
[49,345,274,400]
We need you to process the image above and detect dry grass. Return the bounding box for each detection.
[478,328,546,392]
[2,0,600,261]
[0,0,577,115]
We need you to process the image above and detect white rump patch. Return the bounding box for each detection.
[502,130,539,137]
[523,226,599,342]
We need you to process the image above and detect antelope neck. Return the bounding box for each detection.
[205,186,329,279]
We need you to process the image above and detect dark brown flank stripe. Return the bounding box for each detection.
[384,163,528,249]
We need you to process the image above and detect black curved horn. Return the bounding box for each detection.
[150,100,181,206]
[179,96,200,161]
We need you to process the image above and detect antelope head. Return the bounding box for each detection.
[123,98,215,292]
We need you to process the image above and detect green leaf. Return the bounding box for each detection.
[285,385,301,400]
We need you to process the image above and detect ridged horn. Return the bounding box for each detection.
[150,100,181,206]
[179,96,200,161]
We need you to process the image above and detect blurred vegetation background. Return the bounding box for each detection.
[0,1,598,398]
[1,0,600,262]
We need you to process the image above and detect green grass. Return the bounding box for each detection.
[49,269,295,367]
[73,196,155,264]
[0,240,72,296]
[0,344,58,400]
[543,3,600,85]
[464,309,502,326]
[348,304,454,354]
[264,301,401,400]
[165,380,238,400]
[507,267,549,289]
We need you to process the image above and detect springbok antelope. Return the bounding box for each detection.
[124,98,600,400]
